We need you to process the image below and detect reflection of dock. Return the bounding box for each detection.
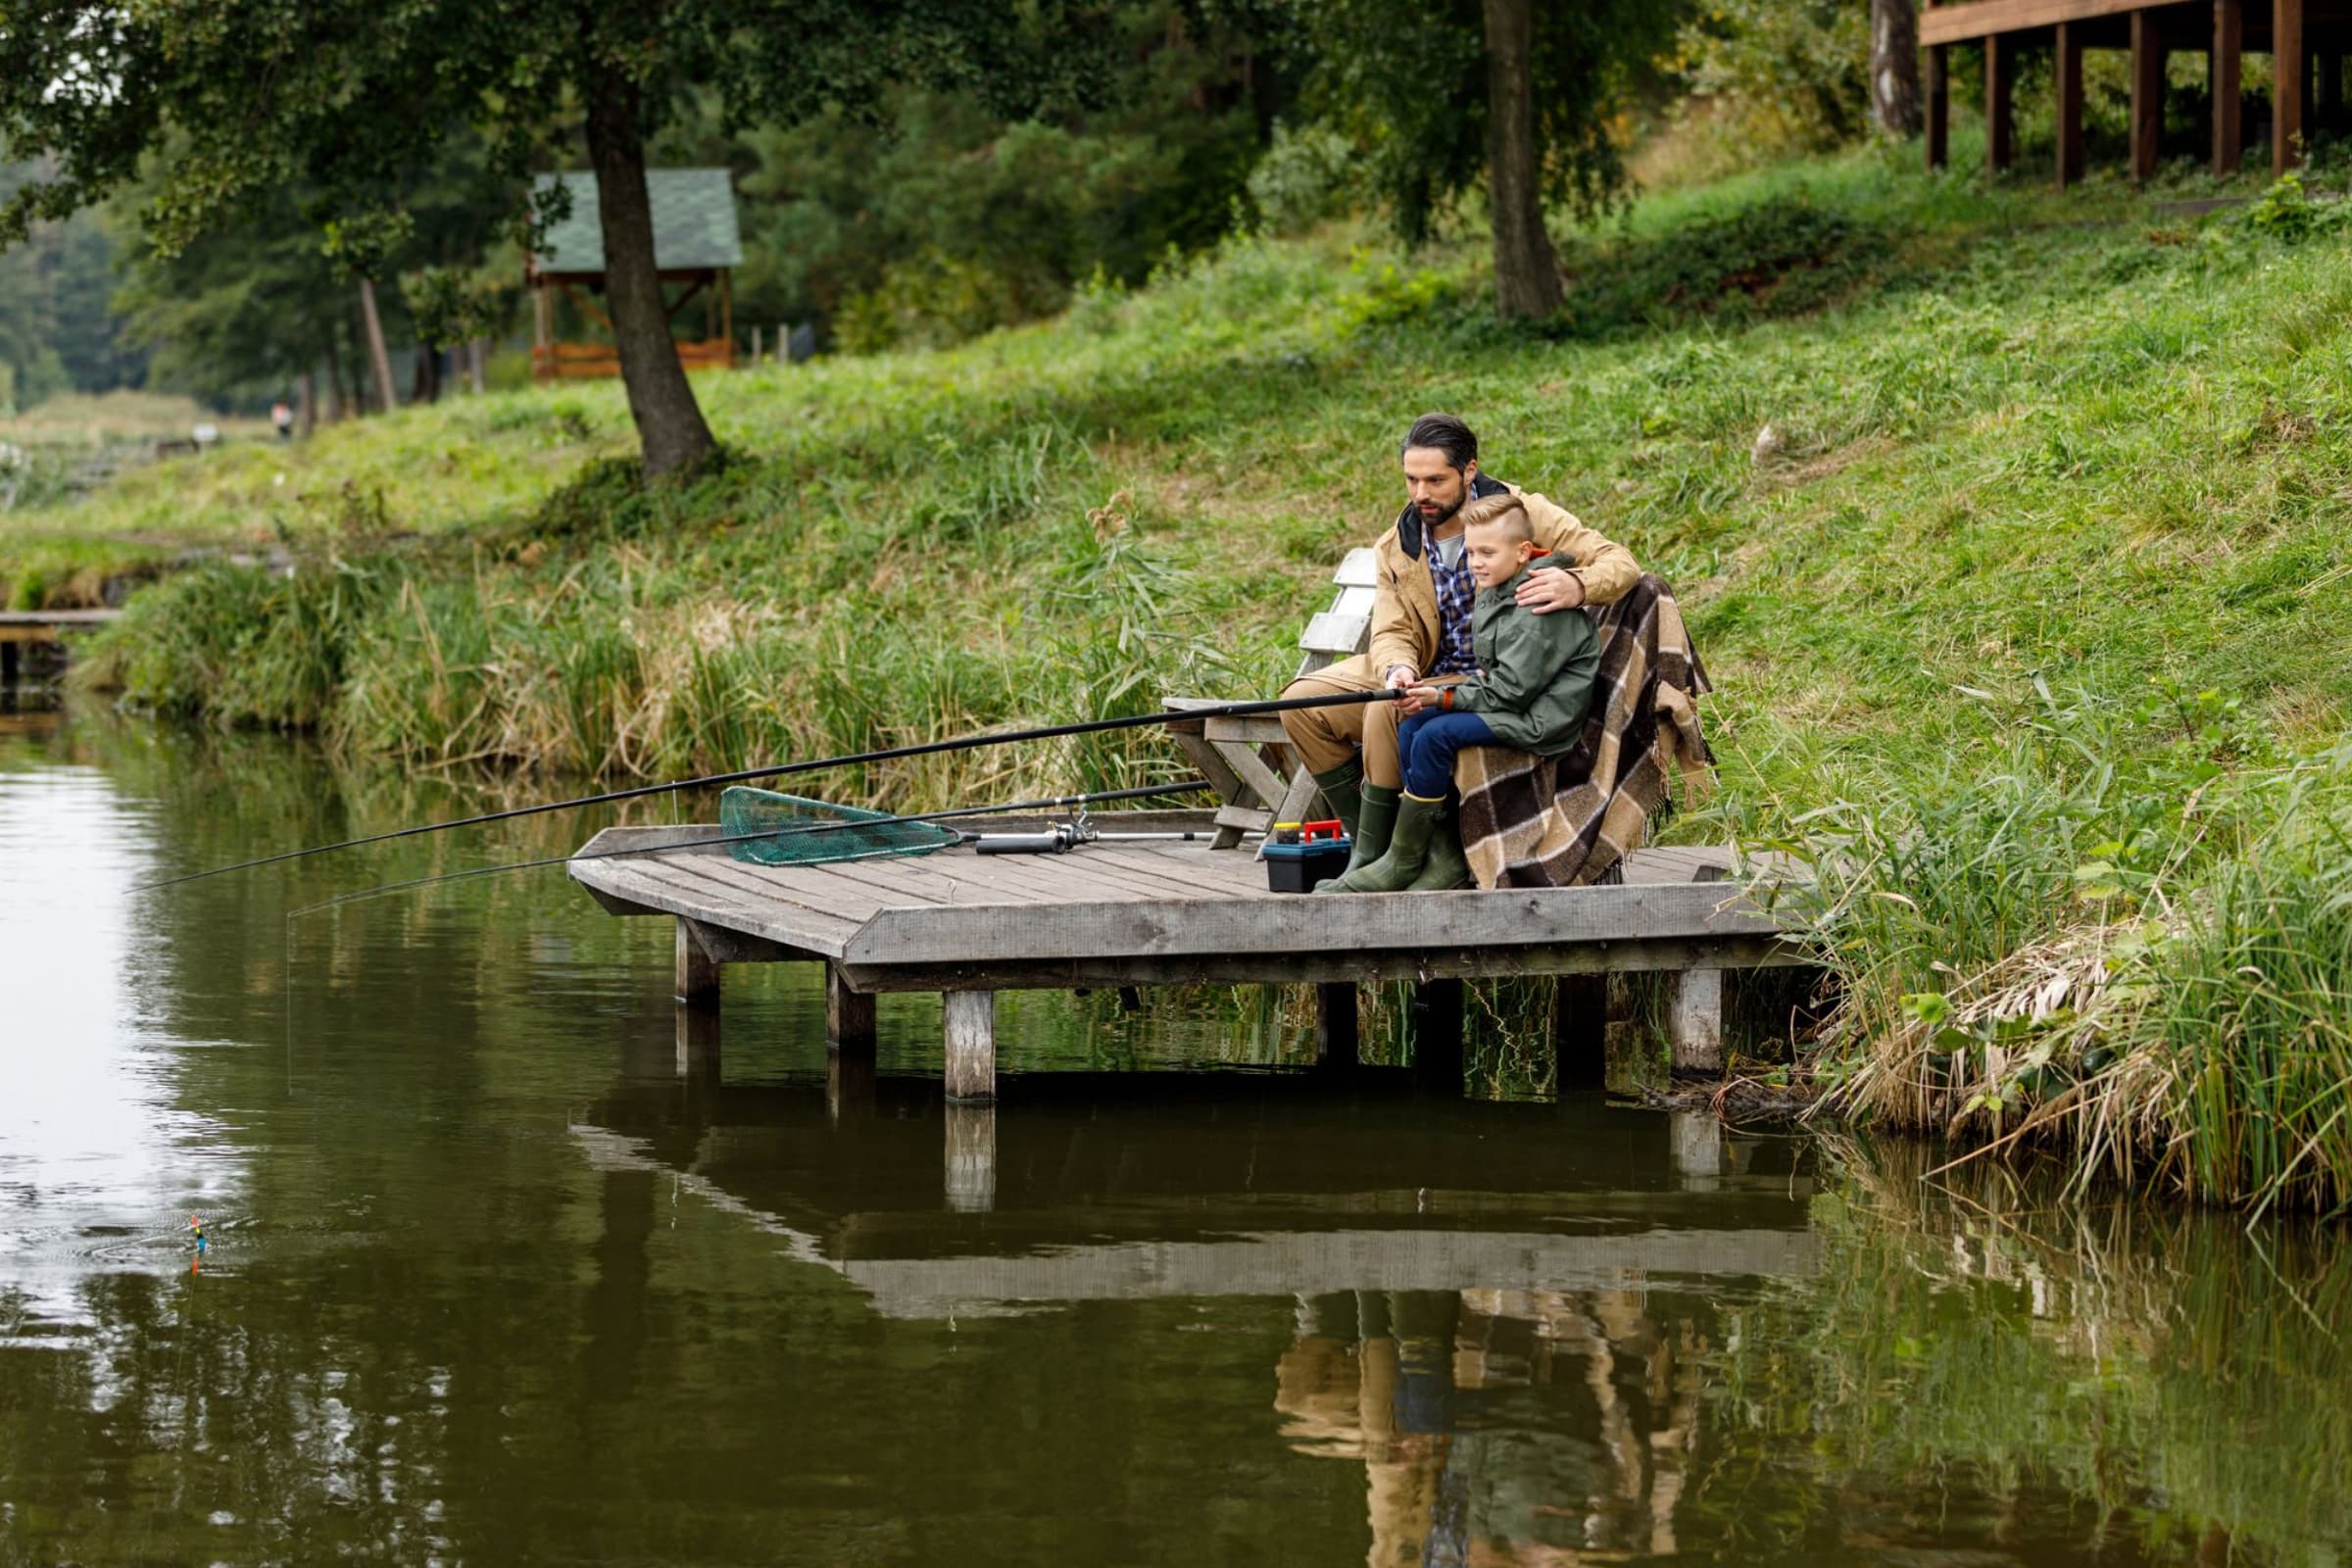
[572,1075,1819,1318]
[573,1073,1803,1561]
[571,817,1807,1099]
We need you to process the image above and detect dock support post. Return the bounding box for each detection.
[945,1104,998,1212]
[674,918,718,1004]
[1669,969,1724,1076]
[2055,24,2085,188]
[1315,982,1358,1069]
[675,999,720,1085]
[2215,0,2244,175]
[1552,973,1607,1092]
[826,965,876,1053]
[2132,12,2168,180]
[0,641,17,686]
[1926,44,1949,170]
[1985,32,2015,174]
[1412,979,1465,1091]
[2276,0,2306,172]
[1669,1109,1724,1189]
[944,990,996,1104]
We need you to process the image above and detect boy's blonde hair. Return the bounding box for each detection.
[1458,492,1533,544]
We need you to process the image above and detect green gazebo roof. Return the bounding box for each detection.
[530,169,743,275]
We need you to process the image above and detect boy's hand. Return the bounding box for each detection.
[1401,685,1445,714]
[1516,566,1586,613]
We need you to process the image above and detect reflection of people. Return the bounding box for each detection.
[270,399,294,441]
[1277,415,1639,891]
[1272,1287,1705,1564]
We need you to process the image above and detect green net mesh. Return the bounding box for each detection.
[717,786,963,866]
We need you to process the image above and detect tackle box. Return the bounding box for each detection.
[1263,819,1351,893]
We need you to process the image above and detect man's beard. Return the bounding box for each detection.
[1418,493,1465,526]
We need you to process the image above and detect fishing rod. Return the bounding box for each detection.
[281,780,1217,922]
[148,687,1398,892]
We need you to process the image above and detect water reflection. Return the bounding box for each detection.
[6,702,2352,1566]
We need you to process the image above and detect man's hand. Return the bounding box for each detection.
[1386,664,1427,715]
[1515,566,1587,614]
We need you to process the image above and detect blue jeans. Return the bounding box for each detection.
[1395,710,1497,799]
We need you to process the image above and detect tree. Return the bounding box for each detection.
[1,1,1110,475]
[1871,0,1923,139]
[1301,0,1690,318]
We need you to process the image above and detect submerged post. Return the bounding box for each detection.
[1552,973,1607,1091]
[1314,982,1358,1069]
[675,998,720,1085]
[1412,979,1465,1091]
[944,990,996,1103]
[674,918,718,1003]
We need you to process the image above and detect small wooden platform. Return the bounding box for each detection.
[568,810,1807,1102]
[0,610,119,683]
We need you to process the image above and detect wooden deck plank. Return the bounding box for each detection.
[573,859,862,958]
[845,880,1781,967]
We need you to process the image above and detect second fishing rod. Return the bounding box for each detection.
[151,686,1404,890]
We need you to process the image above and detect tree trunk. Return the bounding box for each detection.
[324,332,350,421]
[357,277,397,414]
[1482,0,1562,318]
[584,67,718,477]
[297,369,316,437]
[469,337,489,395]
[1872,0,1924,137]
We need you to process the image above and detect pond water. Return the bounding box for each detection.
[4,698,2349,1566]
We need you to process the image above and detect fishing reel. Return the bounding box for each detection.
[970,806,1096,856]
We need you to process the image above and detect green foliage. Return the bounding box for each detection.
[1299,0,1691,246]
[1674,0,1873,163]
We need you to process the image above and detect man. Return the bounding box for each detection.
[1279,413,1641,891]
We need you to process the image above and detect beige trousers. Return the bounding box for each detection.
[1279,656,1463,791]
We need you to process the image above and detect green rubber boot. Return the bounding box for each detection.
[1319,792,1443,894]
[1406,798,1473,890]
[1310,759,1364,843]
[1339,783,1398,879]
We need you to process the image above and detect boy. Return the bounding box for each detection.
[1319,493,1599,893]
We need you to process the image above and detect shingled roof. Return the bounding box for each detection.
[530,169,744,275]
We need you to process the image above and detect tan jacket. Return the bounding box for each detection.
[1366,481,1639,682]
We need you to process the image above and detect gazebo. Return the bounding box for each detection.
[527,169,743,381]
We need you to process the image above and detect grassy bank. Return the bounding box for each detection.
[12,140,2352,1207]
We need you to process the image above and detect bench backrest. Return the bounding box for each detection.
[1294,548,1379,679]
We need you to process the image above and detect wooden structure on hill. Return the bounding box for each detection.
[1923,0,2346,184]
[527,169,742,381]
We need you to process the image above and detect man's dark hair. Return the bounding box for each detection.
[1399,413,1478,471]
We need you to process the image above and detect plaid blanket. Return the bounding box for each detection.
[1453,573,1714,889]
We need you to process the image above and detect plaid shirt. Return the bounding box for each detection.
[1426,534,1479,676]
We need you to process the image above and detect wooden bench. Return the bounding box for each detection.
[1163,548,1378,850]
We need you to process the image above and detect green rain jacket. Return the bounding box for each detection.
[1436,552,1600,756]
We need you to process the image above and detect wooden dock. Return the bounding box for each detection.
[0,609,120,683]
[567,809,1807,1102]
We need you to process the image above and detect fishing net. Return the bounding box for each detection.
[717,786,964,867]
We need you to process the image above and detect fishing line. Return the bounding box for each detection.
[149,688,1396,891]
[280,779,1215,922]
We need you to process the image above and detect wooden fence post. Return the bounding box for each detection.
[2216,0,2244,174]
